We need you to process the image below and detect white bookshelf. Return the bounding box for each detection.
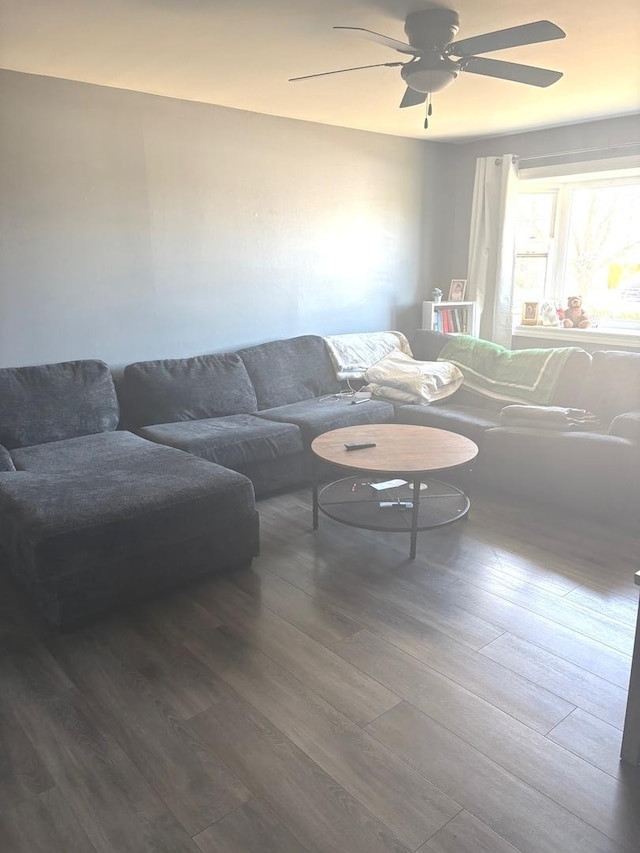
[422,301,477,336]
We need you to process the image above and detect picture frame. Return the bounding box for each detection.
[448,279,467,301]
[521,301,540,325]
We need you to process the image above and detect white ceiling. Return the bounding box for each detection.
[1,0,639,141]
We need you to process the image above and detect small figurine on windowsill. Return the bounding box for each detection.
[562,295,591,329]
[539,301,561,326]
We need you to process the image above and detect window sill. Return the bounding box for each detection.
[513,325,640,348]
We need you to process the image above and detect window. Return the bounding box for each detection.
[514,172,640,330]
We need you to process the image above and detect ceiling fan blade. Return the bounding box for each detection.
[462,56,563,87]
[399,87,427,108]
[334,26,420,56]
[448,20,565,57]
[289,61,404,82]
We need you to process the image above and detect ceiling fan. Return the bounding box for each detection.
[289,9,566,127]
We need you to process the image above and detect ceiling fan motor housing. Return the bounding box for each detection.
[404,8,460,50]
[402,10,461,93]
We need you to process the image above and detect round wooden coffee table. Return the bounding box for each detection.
[311,424,478,559]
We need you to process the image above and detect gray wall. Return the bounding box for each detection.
[1,70,453,369]
[443,114,640,285]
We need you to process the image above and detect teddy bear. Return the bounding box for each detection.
[562,295,591,329]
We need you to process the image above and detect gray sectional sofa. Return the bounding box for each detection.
[1,329,638,626]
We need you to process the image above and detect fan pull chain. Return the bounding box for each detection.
[424,94,433,129]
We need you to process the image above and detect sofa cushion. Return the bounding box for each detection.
[395,403,502,446]
[411,329,450,362]
[237,335,340,410]
[11,430,160,474]
[123,353,258,427]
[256,397,394,445]
[549,348,592,407]
[137,414,304,469]
[581,351,640,425]
[0,360,119,449]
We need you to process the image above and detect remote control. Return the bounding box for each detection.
[380,501,414,509]
[344,442,377,451]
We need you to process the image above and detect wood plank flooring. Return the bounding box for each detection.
[0,487,639,853]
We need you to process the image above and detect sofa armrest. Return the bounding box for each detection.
[609,411,640,443]
[0,444,16,471]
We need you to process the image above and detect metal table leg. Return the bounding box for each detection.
[409,478,421,560]
[312,456,319,530]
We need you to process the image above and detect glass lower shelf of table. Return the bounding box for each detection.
[317,477,470,533]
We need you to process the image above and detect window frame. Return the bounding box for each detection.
[514,169,640,331]
[514,186,558,306]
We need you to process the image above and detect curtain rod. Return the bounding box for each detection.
[515,141,640,163]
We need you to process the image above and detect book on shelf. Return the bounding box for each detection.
[432,306,469,334]
[422,300,475,336]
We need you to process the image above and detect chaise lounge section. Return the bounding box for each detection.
[0,359,259,626]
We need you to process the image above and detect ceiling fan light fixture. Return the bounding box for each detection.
[401,56,460,93]
[403,66,458,93]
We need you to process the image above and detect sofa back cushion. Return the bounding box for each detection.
[123,353,258,427]
[410,330,451,362]
[581,351,640,424]
[237,335,341,410]
[550,348,592,407]
[0,360,119,449]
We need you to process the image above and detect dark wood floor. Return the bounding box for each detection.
[1,487,639,853]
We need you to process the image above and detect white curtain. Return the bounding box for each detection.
[467,154,519,345]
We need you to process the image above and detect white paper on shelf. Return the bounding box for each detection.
[370,479,407,490]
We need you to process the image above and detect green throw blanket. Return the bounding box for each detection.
[438,335,579,405]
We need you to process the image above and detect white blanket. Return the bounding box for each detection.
[365,351,463,404]
[324,331,413,380]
